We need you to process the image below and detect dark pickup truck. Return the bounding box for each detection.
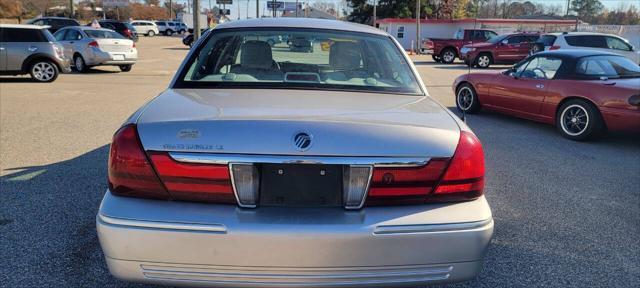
[422,29,498,64]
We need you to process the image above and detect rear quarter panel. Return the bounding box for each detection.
[541,79,640,132]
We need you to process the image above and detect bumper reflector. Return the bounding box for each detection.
[343,165,373,209]
[230,163,260,208]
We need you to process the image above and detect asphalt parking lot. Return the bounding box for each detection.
[1,36,639,287]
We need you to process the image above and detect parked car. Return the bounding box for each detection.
[288,35,314,52]
[156,21,187,36]
[97,18,492,287]
[26,16,79,33]
[130,20,159,37]
[453,50,640,140]
[459,32,540,68]
[90,20,138,42]
[53,26,137,72]
[531,32,640,64]
[422,29,498,64]
[181,28,211,48]
[0,24,71,82]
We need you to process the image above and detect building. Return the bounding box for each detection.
[281,7,337,20]
[376,18,579,50]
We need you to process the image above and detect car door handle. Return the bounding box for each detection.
[535,84,545,89]
[28,46,38,52]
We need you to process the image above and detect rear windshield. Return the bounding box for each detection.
[576,55,640,78]
[176,28,422,95]
[85,29,125,39]
[537,35,557,46]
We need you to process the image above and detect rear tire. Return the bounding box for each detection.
[456,83,481,113]
[165,29,173,36]
[29,60,58,82]
[556,99,604,141]
[148,30,155,37]
[74,55,88,73]
[475,53,492,69]
[440,48,456,64]
[119,65,132,72]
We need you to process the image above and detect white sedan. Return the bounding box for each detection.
[97,18,493,287]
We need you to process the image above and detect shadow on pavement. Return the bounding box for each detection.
[163,47,190,51]
[0,145,157,287]
[0,77,40,83]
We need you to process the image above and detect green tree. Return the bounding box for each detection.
[346,0,430,24]
[571,0,604,21]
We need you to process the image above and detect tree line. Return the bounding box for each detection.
[346,0,640,25]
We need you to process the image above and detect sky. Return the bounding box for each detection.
[154,0,638,20]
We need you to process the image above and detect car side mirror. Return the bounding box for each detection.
[501,39,509,45]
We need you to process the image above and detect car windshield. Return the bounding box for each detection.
[178,28,422,95]
[487,34,507,44]
[85,29,125,39]
[576,55,640,78]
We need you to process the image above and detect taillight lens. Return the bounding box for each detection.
[108,125,169,199]
[88,41,99,48]
[433,131,484,201]
[149,153,236,204]
[549,45,560,50]
[108,124,237,204]
[365,131,484,206]
[123,29,132,38]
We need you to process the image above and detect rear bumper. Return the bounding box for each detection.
[97,191,493,287]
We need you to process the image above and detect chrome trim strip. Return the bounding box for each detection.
[98,214,228,233]
[373,219,493,235]
[169,152,429,167]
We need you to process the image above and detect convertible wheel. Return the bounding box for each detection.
[456,83,480,113]
[556,99,604,141]
[440,48,456,64]
[30,60,58,82]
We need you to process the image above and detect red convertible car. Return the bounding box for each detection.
[453,50,640,140]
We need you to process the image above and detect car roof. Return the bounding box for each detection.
[545,31,616,37]
[215,18,387,36]
[68,26,115,32]
[534,49,623,59]
[0,24,45,29]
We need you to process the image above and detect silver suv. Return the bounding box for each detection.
[0,24,71,82]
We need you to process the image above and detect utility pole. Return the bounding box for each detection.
[169,0,173,19]
[566,0,570,17]
[372,0,376,27]
[69,0,74,18]
[257,0,260,18]
[193,0,201,41]
[247,0,249,18]
[296,0,299,17]
[416,0,420,54]
[272,0,276,17]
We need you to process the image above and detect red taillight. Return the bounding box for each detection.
[549,45,560,50]
[365,131,484,206]
[433,131,484,200]
[149,153,236,203]
[123,29,132,38]
[132,42,136,48]
[108,125,169,199]
[108,124,237,204]
[88,40,99,48]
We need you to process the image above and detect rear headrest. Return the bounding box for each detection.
[240,40,273,69]
[329,42,362,70]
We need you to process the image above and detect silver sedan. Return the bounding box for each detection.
[97,18,493,287]
[53,26,137,72]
